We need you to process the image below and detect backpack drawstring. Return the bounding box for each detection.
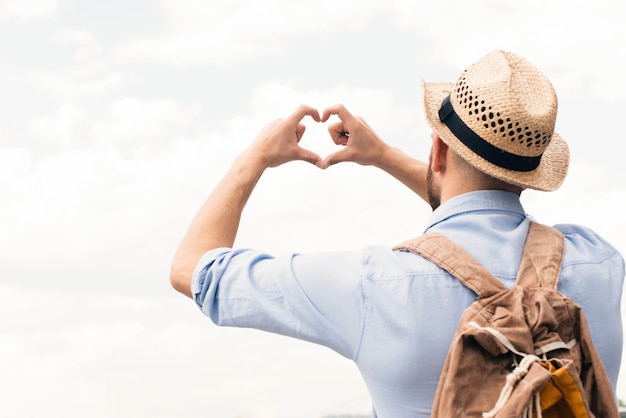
[483,354,541,418]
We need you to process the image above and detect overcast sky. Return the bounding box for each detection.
[1,0,625,417]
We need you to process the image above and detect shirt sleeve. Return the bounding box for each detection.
[555,223,625,389]
[191,247,366,359]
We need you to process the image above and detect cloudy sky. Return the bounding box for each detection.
[1,0,625,417]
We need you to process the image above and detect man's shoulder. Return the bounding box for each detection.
[553,223,624,265]
[357,243,467,281]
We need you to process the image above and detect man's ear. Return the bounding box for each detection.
[430,134,449,173]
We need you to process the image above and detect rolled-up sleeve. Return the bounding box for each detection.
[191,247,366,359]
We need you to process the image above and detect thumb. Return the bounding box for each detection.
[296,148,323,168]
[322,148,352,169]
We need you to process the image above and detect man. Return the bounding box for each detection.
[170,50,624,417]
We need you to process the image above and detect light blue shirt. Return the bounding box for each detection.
[192,190,624,417]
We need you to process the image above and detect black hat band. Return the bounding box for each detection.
[438,95,542,172]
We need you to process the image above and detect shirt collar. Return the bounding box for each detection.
[424,190,526,232]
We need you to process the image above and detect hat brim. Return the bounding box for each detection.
[422,81,569,192]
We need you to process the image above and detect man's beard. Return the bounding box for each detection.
[426,164,441,211]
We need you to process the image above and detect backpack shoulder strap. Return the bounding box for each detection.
[393,232,507,298]
[515,222,565,289]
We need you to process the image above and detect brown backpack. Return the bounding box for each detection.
[394,222,618,417]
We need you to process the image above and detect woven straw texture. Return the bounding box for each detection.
[423,50,569,191]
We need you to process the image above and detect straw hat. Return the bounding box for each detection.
[423,50,569,191]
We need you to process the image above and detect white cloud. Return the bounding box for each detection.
[26,29,125,100]
[31,68,125,99]
[109,0,626,101]
[51,28,105,64]
[51,28,97,45]
[29,103,87,145]
[0,147,31,176]
[0,281,367,417]
[114,0,385,66]
[111,0,626,103]
[385,0,626,100]
[0,149,114,257]
[159,0,376,35]
[0,135,226,267]
[92,96,199,145]
[0,0,57,22]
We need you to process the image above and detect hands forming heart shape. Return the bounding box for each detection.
[249,104,387,170]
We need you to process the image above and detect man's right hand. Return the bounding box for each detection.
[321,103,430,203]
[321,104,390,169]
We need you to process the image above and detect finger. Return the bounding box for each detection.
[327,121,349,145]
[321,104,354,123]
[296,123,306,142]
[288,104,321,125]
[357,115,369,126]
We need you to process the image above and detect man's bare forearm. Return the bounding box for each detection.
[170,152,265,297]
[374,145,429,203]
[170,105,323,298]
